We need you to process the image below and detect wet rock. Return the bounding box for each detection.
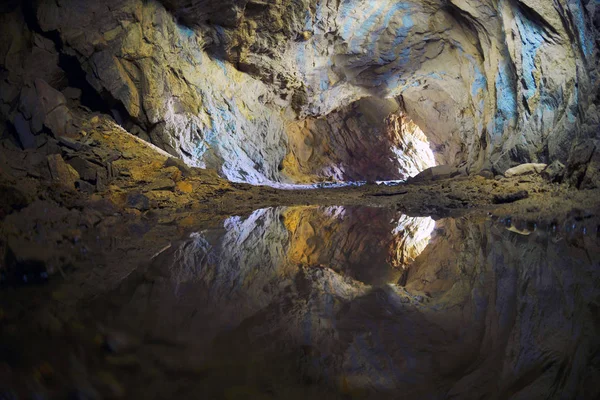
[492,190,529,204]
[47,154,79,189]
[541,160,565,183]
[504,163,547,178]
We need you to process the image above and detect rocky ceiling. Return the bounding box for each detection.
[1,0,599,184]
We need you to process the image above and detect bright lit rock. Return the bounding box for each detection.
[0,0,598,185]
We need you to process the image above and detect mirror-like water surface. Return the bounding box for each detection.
[2,206,600,399]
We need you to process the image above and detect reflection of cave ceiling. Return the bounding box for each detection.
[1,0,598,184]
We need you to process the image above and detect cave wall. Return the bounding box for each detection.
[203,0,600,174]
[2,0,289,184]
[1,0,599,184]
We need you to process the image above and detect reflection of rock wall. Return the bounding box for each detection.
[95,211,600,398]
[168,206,436,287]
[395,217,600,398]
[167,208,291,305]
[389,214,435,270]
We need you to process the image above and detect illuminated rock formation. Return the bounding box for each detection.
[1,0,598,185]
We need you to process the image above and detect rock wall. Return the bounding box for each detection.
[1,0,598,184]
[282,97,436,182]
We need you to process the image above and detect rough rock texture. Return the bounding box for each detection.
[283,98,435,182]
[190,0,600,175]
[0,0,599,185]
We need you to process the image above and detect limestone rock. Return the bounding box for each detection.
[47,154,79,189]
[410,165,461,183]
[581,149,600,189]
[504,163,548,178]
[0,0,598,185]
[541,161,566,183]
[566,140,596,187]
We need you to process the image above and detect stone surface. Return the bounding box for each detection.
[541,160,566,183]
[0,0,597,185]
[410,165,460,183]
[504,163,548,177]
[47,154,78,189]
[176,181,193,193]
[126,192,150,211]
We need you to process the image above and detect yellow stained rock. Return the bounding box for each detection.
[176,181,193,194]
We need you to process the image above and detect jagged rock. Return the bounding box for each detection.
[13,113,36,149]
[75,180,96,194]
[146,179,176,191]
[68,156,103,182]
[34,79,77,138]
[160,0,248,27]
[410,165,460,183]
[164,157,193,177]
[126,192,150,211]
[541,161,566,183]
[504,163,548,178]
[1,0,599,184]
[566,140,597,187]
[581,149,600,189]
[47,154,79,189]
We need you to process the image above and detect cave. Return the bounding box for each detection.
[1,0,600,398]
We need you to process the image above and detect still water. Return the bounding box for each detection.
[2,206,600,399]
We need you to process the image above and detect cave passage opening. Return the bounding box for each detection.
[278,97,438,188]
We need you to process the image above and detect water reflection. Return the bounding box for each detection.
[5,207,599,399]
[167,206,435,289]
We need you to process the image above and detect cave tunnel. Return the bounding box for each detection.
[1,0,600,399]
